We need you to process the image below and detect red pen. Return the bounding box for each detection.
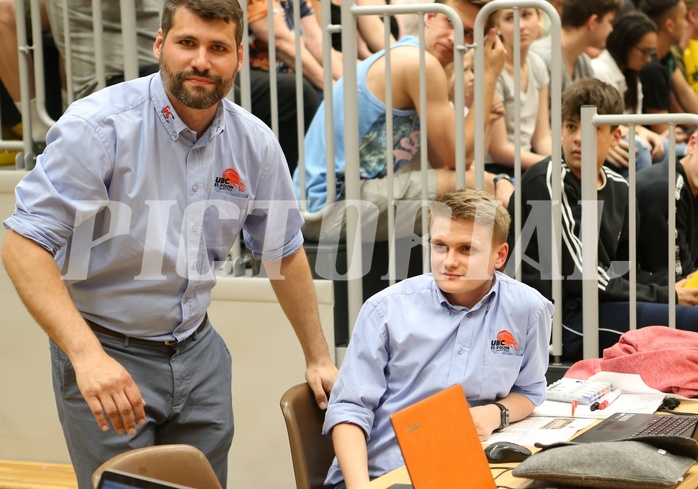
[597,389,621,410]
[571,400,578,416]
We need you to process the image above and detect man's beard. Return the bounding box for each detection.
[160,58,235,110]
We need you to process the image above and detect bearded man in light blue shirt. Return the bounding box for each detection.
[323,188,553,489]
[1,0,337,487]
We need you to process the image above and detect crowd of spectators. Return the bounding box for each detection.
[5,0,698,360]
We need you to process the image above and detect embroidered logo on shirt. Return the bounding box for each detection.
[491,330,519,352]
[214,168,246,192]
[161,105,175,121]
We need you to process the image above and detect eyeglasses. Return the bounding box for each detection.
[633,46,656,58]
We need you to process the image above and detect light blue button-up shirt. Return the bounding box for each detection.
[323,272,553,485]
[4,73,304,341]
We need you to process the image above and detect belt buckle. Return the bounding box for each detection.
[164,339,176,346]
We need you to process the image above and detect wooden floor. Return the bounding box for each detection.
[0,461,77,489]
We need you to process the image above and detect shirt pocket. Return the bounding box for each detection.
[202,192,250,252]
[481,352,524,400]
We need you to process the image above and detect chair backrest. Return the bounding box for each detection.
[91,444,223,489]
[279,383,336,489]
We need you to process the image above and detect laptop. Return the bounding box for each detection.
[97,469,195,489]
[390,384,497,489]
[572,412,698,444]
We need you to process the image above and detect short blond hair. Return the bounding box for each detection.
[428,188,510,245]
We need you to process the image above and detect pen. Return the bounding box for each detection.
[589,401,600,411]
[597,389,622,410]
[571,400,577,416]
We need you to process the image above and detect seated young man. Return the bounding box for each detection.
[323,188,553,489]
[637,130,698,282]
[508,77,698,362]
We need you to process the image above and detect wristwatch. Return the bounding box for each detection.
[493,173,513,187]
[493,402,509,431]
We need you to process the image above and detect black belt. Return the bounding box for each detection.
[86,314,208,347]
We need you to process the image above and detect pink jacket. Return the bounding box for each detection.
[565,326,698,398]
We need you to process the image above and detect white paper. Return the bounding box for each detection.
[483,416,596,446]
[535,371,667,418]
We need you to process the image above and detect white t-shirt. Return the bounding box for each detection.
[592,49,643,114]
[488,50,549,161]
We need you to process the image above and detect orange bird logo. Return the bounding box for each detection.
[497,330,519,351]
[222,168,246,192]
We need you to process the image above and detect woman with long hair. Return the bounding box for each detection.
[592,10,668,175]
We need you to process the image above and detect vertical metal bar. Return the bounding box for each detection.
[62,0,75,104]
[29,0,54,130]
[267,0,279,137]
[668,125,677,328]
[238,4,252,111]
[513,7,521,187]
[293,0,305,177]
[344,0,362,335]
[581,106,599,359]
[386,15,396,284]
[547,4,563,363]
[92,0,106,90]
[120,0,139,81]
[14,0,33,168]
[627,125,637,330]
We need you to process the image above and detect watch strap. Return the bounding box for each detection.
[493,402,509,431]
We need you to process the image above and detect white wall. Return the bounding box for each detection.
[0,169,335,488]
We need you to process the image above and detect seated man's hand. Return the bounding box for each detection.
[470,404,501,441]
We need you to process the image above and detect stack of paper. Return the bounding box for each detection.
[533,372,668,419]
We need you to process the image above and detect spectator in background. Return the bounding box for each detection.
[244,0,342,173]
[46,0,162,101]
[592,10,668,176]
[247,0,342,89]
[0,0,53,142]
[294,0,510,243]
[530,0,621,94]
[486,6,552,176]
[637,130,698,281]
[316,0,398,60]
[639,0,698,137]
[508,78,698,361]
[677,0,698,94]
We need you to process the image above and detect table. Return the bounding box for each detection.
[361,400,698,488]
[0,460,77,489]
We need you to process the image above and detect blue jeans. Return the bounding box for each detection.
[51,319,234,488]
[561,299,698,361]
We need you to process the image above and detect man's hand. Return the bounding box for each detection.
[74,351,146,435]
[470,404,501,441]
[305,358,338,410]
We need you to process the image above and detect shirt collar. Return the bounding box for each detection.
[432,272,499,313]
[150,73,226,141]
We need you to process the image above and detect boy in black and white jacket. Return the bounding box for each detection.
[507,78,698,361]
